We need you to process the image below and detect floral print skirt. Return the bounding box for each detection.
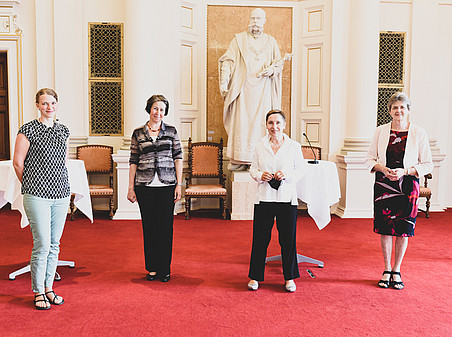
[373,172,420,237]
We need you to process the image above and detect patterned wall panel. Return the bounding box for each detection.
[89,23,123,79]
[89,81,123,136]
[377,32,405,127]
[377,87,401,127]
[378,32,405,85]
[89,23,123,135]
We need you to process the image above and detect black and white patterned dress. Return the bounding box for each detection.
[18,119,70,199]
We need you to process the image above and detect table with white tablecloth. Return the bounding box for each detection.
[266,160,341,268]
[0,159,93,280]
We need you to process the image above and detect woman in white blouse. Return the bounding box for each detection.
[366,92,433,290]
[247,110,306,293]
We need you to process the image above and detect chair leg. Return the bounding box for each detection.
[109,198,114,220]
[221,197,227,220]
[185,197,190,220]
[425,196,431,218]
[69,194,75,221]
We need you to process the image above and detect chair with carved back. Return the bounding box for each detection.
[184,138,227,220]
[419,173,432,218]
[70,145,115,220]
[301,145,321,161]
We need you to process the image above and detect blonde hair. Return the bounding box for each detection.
[35,88,58,103]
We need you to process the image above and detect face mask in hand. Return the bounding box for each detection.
[268,177,281,190]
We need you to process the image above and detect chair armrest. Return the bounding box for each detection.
[424,173,432,188]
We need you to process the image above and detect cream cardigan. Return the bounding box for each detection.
[365,122,433,178]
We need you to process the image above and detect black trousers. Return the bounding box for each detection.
[248,202,300,281]
[135,185,175,276]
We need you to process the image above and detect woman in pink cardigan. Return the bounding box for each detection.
[366,92,433,290]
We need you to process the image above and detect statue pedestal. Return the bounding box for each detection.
[229,171,257,220]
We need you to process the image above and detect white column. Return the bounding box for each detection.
[336,0,380,218]
[410,0,447,212]
[35,0,55,90]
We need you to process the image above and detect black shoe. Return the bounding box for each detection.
[391,271,404,290]
[160,274,170,282]
[146,272,158,281]
[378,271,392,288]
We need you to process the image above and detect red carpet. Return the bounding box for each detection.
[0,207,451,336]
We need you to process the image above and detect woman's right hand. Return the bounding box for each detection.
[382,167,398,181]
[261,171,273,182]
[127,189,137,203]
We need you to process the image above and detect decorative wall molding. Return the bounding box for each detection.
[180,43,193,106]
[306,46,322,107]
[0,13,21,34]
[0,1,21,8]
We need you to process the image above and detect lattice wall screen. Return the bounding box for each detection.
[88,23,123,136]
[377,32,405,126]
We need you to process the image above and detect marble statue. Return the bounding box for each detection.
[219,8,291,170]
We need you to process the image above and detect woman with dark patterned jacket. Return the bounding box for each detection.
[127,94,183,283]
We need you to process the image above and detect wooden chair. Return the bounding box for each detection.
[301,145,321,160]
[184,138,227,220]
[419,173,432,218]
[70,145,115,220]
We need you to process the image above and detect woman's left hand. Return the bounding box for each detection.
[274,170,285,181]
[174,185,182,202]
[393,168,406,180]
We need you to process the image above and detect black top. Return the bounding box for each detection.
[18,119,70,199]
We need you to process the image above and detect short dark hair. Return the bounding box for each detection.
[145,94,169,116]
[265,109,286,122]
[36,88,58,103]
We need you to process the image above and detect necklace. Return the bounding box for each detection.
[248,33,269,62]
[270,137,283,146]
[147,122,161,133]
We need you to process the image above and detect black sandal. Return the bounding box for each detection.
[45,290,65,305]
[34,293,51,310]
[391,271,404,290]
[378,271,392,288]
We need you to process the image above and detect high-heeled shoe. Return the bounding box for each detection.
[391,271,404,290]
[378,271,392,288]
[159,274,170,282]
[146,272,158,281]
[247,280,258,291]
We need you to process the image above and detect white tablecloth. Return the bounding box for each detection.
[0,159,93,227]
[296,160,341,230]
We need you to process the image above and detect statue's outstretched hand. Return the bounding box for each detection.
[220,82,229,98]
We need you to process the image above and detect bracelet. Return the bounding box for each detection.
[176,183,182,186]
